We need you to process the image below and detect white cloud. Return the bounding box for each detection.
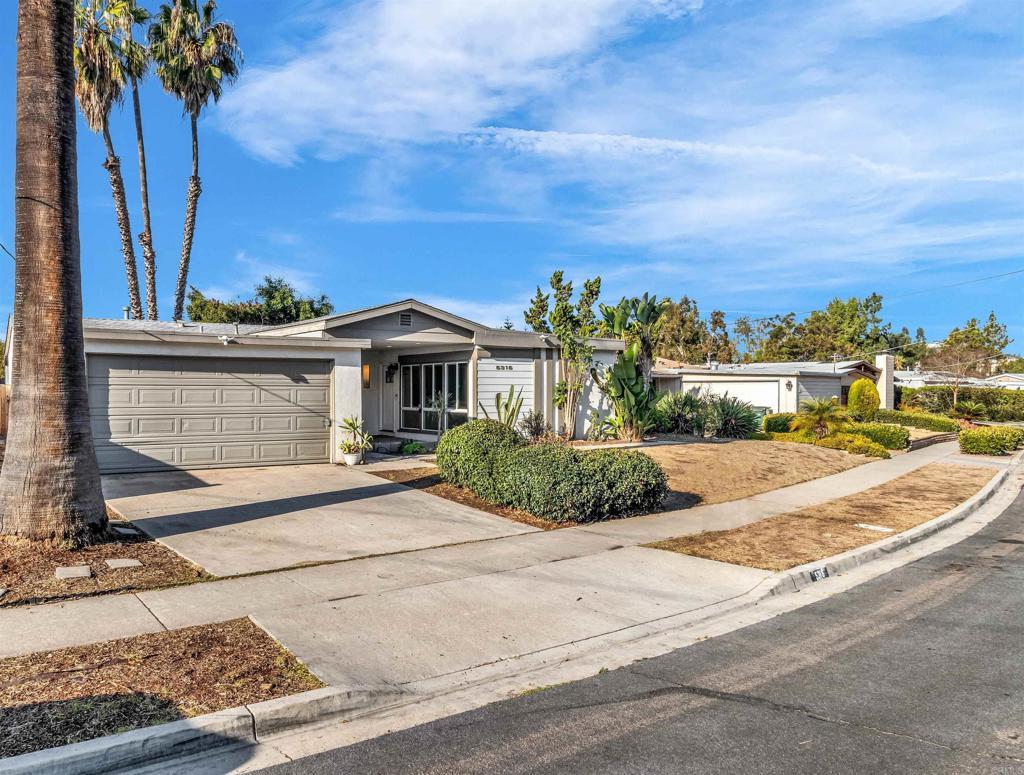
[219,0,702,163]
[411,294,528,329]
[196,250,321,300]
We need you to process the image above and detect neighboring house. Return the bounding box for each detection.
[893,369,992,390]
[984,373,1024,390]
[652,355,895,415]
[4,299,622,473]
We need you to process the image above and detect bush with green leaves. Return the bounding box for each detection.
[951,400,987,421]
[400,441,426,455]
[708,395,760,439]
[766,431,815,444]
[762,413,796,433]
[790,398,850,439]
[958,427,1023,456]
[435,420,525,501]
[498,443,667,522]
[902,386,1024,422]
[874,409,959,432]
[847,378,881,421]
[655,391,703,434]
[517,409,550,441]
[848,423,910,450]
[813,432,890,458]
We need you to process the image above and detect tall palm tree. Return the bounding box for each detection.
[0,0,107,544]
[150,0,241,321]
[109,0,158,319]
[73,0,144,320]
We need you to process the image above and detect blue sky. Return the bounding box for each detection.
[0,0,1021,345]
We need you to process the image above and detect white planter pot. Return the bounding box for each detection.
[342,452,362,466]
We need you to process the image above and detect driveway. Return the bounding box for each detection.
[102,464,536,576]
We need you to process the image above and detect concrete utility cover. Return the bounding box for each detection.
[112,525,141,536]
[105,558,143,569]
[103,464,536,576]
[55,565,92,580]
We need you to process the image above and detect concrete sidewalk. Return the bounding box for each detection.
[0,441,989,667]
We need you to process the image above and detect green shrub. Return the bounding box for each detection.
[749,431,773,441]
[874,409,959,432]
[655,391,702,434]
[901,386,1024,421]
[950,400,987,421]
[766,431,816,444]
[708,395,760,439]
[762,413,796,433]
[400,441,426,455]
[849,423,910,450]
[958,427,1020,456]
[814,433,890,458]
[435,419,526,501]
[499,444,667,522]
[847,378,880,421]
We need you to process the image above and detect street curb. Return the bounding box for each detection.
[769,453,1020,596]
[0,686,402,775]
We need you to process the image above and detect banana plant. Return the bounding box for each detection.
[478,385,524,428]
[590,343,657,441]
[599,293,668,389]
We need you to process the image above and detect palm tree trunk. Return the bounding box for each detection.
[131,76,157,320]
[101,121,143,320]
[172,114,201,321]
[0,0,107,545]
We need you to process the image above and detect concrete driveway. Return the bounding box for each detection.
[103,464,536,576]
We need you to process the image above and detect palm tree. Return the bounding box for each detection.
[108,0,158,319]
[73,0,144,320]
[790,397,851,439]
[149,0,241,321]
[0,0,107,544]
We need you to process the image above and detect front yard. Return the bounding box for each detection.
[648,462,994,571]
[0,618,323,759]
[371,438,867,526]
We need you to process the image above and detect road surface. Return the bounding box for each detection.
[259,488,1024,774]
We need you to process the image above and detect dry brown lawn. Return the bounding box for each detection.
[641,439,865,509]
[0,523,210,607]
[0,618,323,759]
[648,463,995,571]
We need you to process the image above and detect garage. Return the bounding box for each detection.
[89,354,333,473]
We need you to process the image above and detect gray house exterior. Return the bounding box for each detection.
[6,299,622,473]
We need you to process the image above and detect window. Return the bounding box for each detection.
[399,360,470,432]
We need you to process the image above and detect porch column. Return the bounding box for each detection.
[331,349,364,463]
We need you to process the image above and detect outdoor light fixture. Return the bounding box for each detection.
[785,379,794,391]
[385,363,398,383]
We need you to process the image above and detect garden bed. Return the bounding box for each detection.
[0,618,323,759]
[0,522,210,607]
[647,463,994,571]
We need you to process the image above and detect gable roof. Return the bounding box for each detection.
[653,359,879,378]
[252,298,491,338]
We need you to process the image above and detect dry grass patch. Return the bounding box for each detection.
[648,463,995,571]
[0,618,323,759]
[371,467,567,529]
[0,524,210,607]
[641,439,865,509]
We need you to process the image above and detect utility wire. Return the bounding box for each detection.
[0,241,13,261]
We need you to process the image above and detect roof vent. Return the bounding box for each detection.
[399,311,412,327]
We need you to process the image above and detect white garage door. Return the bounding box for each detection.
[683,380,782,413]
[89,354,332,473]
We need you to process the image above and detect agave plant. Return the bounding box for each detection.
[708,395,760,439]
[790,397,850,439]
[478,385,524,428]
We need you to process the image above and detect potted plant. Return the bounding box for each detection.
[338,416,372,466]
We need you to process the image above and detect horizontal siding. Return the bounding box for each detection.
[797,376,842,404]
[477,356,534,419]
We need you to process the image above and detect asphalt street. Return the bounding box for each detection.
[260,487,1024,774]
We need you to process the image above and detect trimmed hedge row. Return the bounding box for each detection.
[902,386,1024,422]
[762,413,796,433]
[848,423,910,450]
[874,409,959,433]
[757,429,889,458]
[959,426,1024,456]
[436,420,668,522]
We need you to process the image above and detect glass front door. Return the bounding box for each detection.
[400,362,468,432]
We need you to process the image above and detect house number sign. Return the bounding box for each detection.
[495,365,514,371]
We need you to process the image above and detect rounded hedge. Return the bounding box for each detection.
[582,449,668,517]
[849,422,910,450]
[847,378,880,421]
[500,443,603,522]
[435,419,525,501]
[763,413,796,433]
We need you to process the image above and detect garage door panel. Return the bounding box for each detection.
[89,354,332,472]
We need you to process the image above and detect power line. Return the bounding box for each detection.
[724,266,1024,322]
[0,241,13,261]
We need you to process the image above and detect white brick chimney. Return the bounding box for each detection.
[875,354,895,409]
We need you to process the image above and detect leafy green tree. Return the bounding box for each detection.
[657,297,736,364]
[996,356,1024,374]
[847,377,880,421]
[734,313,799,362]
[921,312,1011,405]
[187,276,333,325]
[523,286,550,333]
[150,0,242,320]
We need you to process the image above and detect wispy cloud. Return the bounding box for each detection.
[196,250,321,300]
